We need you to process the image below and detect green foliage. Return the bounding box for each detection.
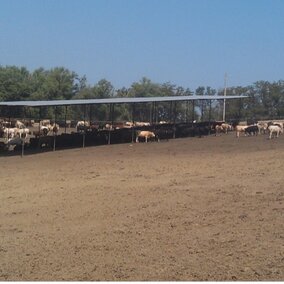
[0,65,283,122]
[0,66,31,101]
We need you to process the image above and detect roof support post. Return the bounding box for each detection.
[108,103,114,145]
[8,106,11,125]
[131,103,135,143]
[170,101,173,123]
[154,102,158,124]
[21,106,26,158]
[201,99,205,122]
[53,106,57,152]
[89,104,92,127]
[192,100,195,123]
[209,100,212,135]
[38,106,42,149]
[238,98,242,120]
[150,102,154,124]
[186,101,189,123]
[64,105,67,134]
[173,101,177,139]
[82,105,86,148]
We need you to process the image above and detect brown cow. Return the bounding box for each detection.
[136,131,155,143]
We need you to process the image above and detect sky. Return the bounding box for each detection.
[0,0,284,91]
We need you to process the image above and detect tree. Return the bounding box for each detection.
[0,66,31,101]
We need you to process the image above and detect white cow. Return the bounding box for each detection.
[76,121,90,132]
[15,120,25,129]
[257,122,268,134]
[215,123,232,135]
[3,127,17,139]
[40,119,50,126]
[268,125,283,139]
[124,121,134,128]
[135,122,151,127]
[16,128,30,138]
[47,123,60,134]
[221,123,232,133]
[235,125,248,138]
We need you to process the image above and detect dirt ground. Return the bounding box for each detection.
[0,132,284,281]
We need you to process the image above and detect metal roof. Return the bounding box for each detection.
[0,95,247,107]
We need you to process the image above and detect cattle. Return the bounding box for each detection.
[48,123,60,135]
[257,122,268,134]
[33,126,49,138]
[76,121,90,132]
[15,120,25,129]
[221,123,232,133]
[155,128,174,141]
[40,119,50,126]
[2,127,17,139]
[16,128,30,138]
[268,125,283,139]
[136,130,156,143]
[215,124,223,135]
[235,125,248,138]
[1,121,12,128]
[88,124,99,132]
[135,122,151,127]
[1,126,31,139]
[124,121,134,128]
[0,127,4,138]
[215,123,232,135]
[6,136,23,148]
[104,123,113,130]
[272,122,284,131]
[245,125,258,136]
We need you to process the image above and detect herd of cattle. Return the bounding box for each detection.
[0,118,283,152]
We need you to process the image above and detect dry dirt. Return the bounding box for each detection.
[0,133,284,281]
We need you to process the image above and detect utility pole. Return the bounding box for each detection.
[222,73,227,122]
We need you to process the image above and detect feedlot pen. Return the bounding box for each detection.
[0,133,283,280]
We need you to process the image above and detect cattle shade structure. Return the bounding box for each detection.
[0,94,247,157]
[0,94,247,107]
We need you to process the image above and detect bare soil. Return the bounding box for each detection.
[0,133,284,281]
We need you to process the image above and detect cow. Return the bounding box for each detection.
[33,126,49,138]
[135,122,151,127]
[222,123,232,133]
[16,127,30,138]
[76,121,90,132]
[245,125,258,136]
[215,123,232,135]
[2,127,17,139]
[136,130,156,143]
[272,122,284,131]
[215,124,223,136]
[6,136,23,148]
[235,125,248,138]
[268,125,283,139]
[15,120,25,129]
[257,122,268,134]
[48,123,60,135]
[124,121,134,128]
[104,123,113,130]
[40,119,51,126]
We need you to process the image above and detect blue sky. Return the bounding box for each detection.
[0,0,283,91]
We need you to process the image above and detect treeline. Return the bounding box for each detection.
[0,65,284,122]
